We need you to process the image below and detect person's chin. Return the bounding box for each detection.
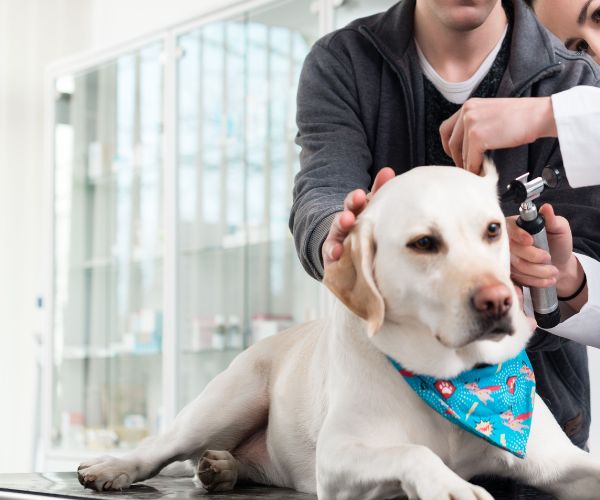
[445,14,489,31]
[440,6,493,31]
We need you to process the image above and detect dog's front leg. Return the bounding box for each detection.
[316,434,493,500]
[507,395,600,499]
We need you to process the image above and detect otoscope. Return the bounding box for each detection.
[500,167,562,329]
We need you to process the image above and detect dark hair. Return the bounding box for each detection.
[523,0,535,7]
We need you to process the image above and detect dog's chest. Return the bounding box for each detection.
[364,371,492,469]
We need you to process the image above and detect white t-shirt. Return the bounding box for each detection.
[415,26,508,104]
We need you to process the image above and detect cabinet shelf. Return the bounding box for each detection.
[181,347,244,355]
[69,253,163,270]
[60,346,162,361]
[180,234,292,255]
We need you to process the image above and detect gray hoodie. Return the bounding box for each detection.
[291,0,600,448]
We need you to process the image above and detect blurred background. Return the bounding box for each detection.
[0,0,598,475]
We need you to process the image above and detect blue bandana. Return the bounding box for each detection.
[388,350,535,458]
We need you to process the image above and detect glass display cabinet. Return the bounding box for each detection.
[44,0,397,471]
[51,43,165,460]
[175,0,320,409]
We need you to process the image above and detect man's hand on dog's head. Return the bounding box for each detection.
[322,167,395,269]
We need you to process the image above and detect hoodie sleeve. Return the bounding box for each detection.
[290,40,373,280]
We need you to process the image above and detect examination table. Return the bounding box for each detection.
[0,473,556,499]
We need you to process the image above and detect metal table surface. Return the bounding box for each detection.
[0,473,555,499]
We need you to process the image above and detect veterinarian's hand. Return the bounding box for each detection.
[322,167,395,269]
[507,204,587,311]
[439,97,557,174]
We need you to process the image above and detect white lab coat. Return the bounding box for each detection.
[524,86,600,346]
[552,86,600,188]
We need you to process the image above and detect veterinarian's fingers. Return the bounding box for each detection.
[509,244,552,265]
[506,217,534,246]
[539,203,571,241]
[538,203,575,272]
[371,167,395,194]
[440,110,460,158]
[448,112,466,167]
[511,254,558,278]
[464,132,485,175]
[511,271,557,289]
[540,203,570,236]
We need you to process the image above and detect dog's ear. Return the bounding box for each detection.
[480,156,499,185]
[324,219,384,337]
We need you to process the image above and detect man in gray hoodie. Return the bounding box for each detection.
[291,0,600,451]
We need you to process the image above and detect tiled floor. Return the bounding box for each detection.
[0,472,555,499]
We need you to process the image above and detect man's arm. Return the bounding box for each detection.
[291,40,373,280]
[322,171,395,272]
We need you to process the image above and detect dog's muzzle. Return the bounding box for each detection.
[470,282,512,321]
[466,282,515,343]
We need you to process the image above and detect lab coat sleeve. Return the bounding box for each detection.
[551,86,600,188]
[524,253,600,347]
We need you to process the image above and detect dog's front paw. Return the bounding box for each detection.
[196,450,239,492]
[77,455,135,491]
[411,475,494,500]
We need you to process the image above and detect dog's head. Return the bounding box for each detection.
[324,160,533,378]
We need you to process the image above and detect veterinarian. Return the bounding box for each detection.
[438,0,600,189]
[438,0,600,188]
[290,0,600,452]
[436,0,600,348]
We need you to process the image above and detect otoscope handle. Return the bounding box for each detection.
[516,212,561,329]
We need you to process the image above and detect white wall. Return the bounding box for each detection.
[89,0,238,50]
[0,0,92,473]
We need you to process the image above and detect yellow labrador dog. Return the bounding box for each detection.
[78,161,600,499]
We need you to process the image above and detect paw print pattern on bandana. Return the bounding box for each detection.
[387,350,535,458]
[434,380,456,399]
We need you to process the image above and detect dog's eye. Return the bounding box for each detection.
[487,222,501,240]
[408,236,439,253]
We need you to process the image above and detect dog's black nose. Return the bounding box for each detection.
[471,283,512,321]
